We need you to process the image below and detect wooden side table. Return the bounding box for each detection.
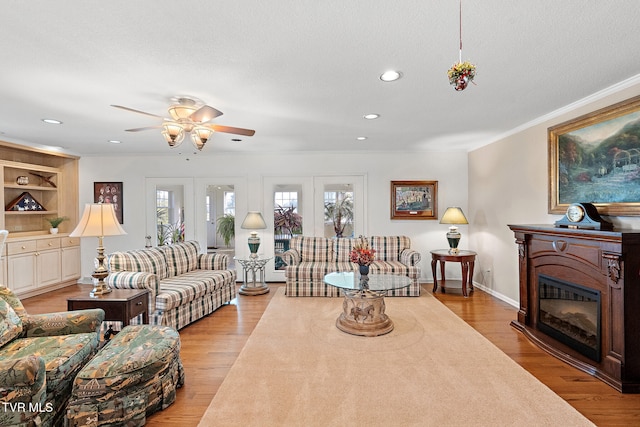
[67,288,150,329]
[430,249,477,297]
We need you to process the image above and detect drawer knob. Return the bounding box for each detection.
[48,243,53,246]
[136,301,143,306]
[21,245,26,249]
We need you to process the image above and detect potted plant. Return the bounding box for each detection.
[46,216,68,234]
[274,205,302,237]
[447,60,476,91]
[216,214,235,247]
[324,192,353,238]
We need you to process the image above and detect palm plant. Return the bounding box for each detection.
[324,192,353,238]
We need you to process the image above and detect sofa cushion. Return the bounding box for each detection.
[0,299,22,347]
[0,333,99,397]
[156,269,233,311]
[161,240,200,277]
[334,238,356,262]
[0,285,28,321]
[108,247,168,280]
[295,236,334,262]
[369,236,411,262]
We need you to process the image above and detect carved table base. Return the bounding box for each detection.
[336,290,393,337]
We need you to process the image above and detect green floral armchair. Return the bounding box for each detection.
[0,286,104,427]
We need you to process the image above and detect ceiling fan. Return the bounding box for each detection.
[111,97,255,151]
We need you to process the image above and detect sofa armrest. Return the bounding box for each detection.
[0,356,47,424]
[281,248,300,266]
[23,309,104,338]
[106,271,158,312]
[198,253,228,270]
[400,249,421,266]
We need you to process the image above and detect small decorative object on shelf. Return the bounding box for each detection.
[16,176,29,185]
[5,192,45,211]
[349,236,376,289]
[46,216,68,234]
[29,172,57,188]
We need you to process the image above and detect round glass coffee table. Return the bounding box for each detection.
[324,272,411,337]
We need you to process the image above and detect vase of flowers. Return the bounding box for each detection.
[350,236,375,288]
[447,60,476,91]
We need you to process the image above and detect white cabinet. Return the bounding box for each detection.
[5,235,79,297]
[61,237,81,282]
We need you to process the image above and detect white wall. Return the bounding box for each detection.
[468,78,640,305]
[77,150,468,282]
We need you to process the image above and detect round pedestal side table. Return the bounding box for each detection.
[430,249,477,297]
[235,257,272,296]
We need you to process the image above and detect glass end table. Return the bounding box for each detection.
[324,271,411,337]
[234,257,272,296]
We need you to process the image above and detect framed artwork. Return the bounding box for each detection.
[549,95,640,216]
[93,182,123,223]
[390,180,438,220]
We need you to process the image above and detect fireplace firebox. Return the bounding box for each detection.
[509,224,640,393]
[538,274,600,362]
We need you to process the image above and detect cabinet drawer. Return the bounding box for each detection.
[6,240,37,255]
[61,237,79,248]
[37,238,61,251]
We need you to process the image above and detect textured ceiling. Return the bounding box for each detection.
[1,0,639,157]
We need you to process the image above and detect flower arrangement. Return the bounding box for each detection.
[447,60,476,91]
[349,236,376,266]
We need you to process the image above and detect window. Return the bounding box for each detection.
[224,191,235,216]
[157,190,170,226]
[274,191,298,210]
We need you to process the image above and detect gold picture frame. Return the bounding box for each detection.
[549,95,640,216]
[390,180,437,220]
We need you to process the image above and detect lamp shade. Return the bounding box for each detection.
[241,211,267,230]
[440,207,468,225]
[70,203,127,237]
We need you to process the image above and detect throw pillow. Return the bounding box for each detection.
[0,298,23,347]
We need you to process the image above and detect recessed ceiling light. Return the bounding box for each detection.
[108,140,122,144]
[356,136,368,141]
[363,114,380,120]
[380,70,402,82]
[42,118,62,124]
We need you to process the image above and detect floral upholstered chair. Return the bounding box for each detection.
[0,286,104,427]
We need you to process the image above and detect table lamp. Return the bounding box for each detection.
[440,207,468,254]
[241,211,267,258]
[70,203,127,297]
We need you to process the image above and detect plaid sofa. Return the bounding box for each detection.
[106,241,236,330]
[282,236,421,297]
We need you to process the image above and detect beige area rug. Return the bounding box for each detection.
[199,288,594,427]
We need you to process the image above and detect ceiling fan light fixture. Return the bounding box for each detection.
[191,126,213,151]
[168,99,198,120]
[162,122,185,147]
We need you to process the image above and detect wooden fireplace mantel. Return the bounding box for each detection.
[509,224,640,393]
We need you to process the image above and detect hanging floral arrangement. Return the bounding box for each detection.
[447,60,476,91]
[447,1,476,91]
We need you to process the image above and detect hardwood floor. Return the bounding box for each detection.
[21,282,640,426]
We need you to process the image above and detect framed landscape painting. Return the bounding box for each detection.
[93,182,123,223]
[390,180,437,220]
[549,95,640,216]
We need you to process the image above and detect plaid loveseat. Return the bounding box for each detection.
[282,236,421,297]
[106,241,236,330]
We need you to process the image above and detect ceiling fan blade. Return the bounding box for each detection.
[209,124,256,136]
[111,104,165,119]
[125,126,163,132]
[189,105,223,123]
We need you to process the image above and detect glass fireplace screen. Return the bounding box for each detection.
[538,274,601,362]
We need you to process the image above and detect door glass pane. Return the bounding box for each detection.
[274,186,303,270]
[156,186,184,245]
[323,184,354,238]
